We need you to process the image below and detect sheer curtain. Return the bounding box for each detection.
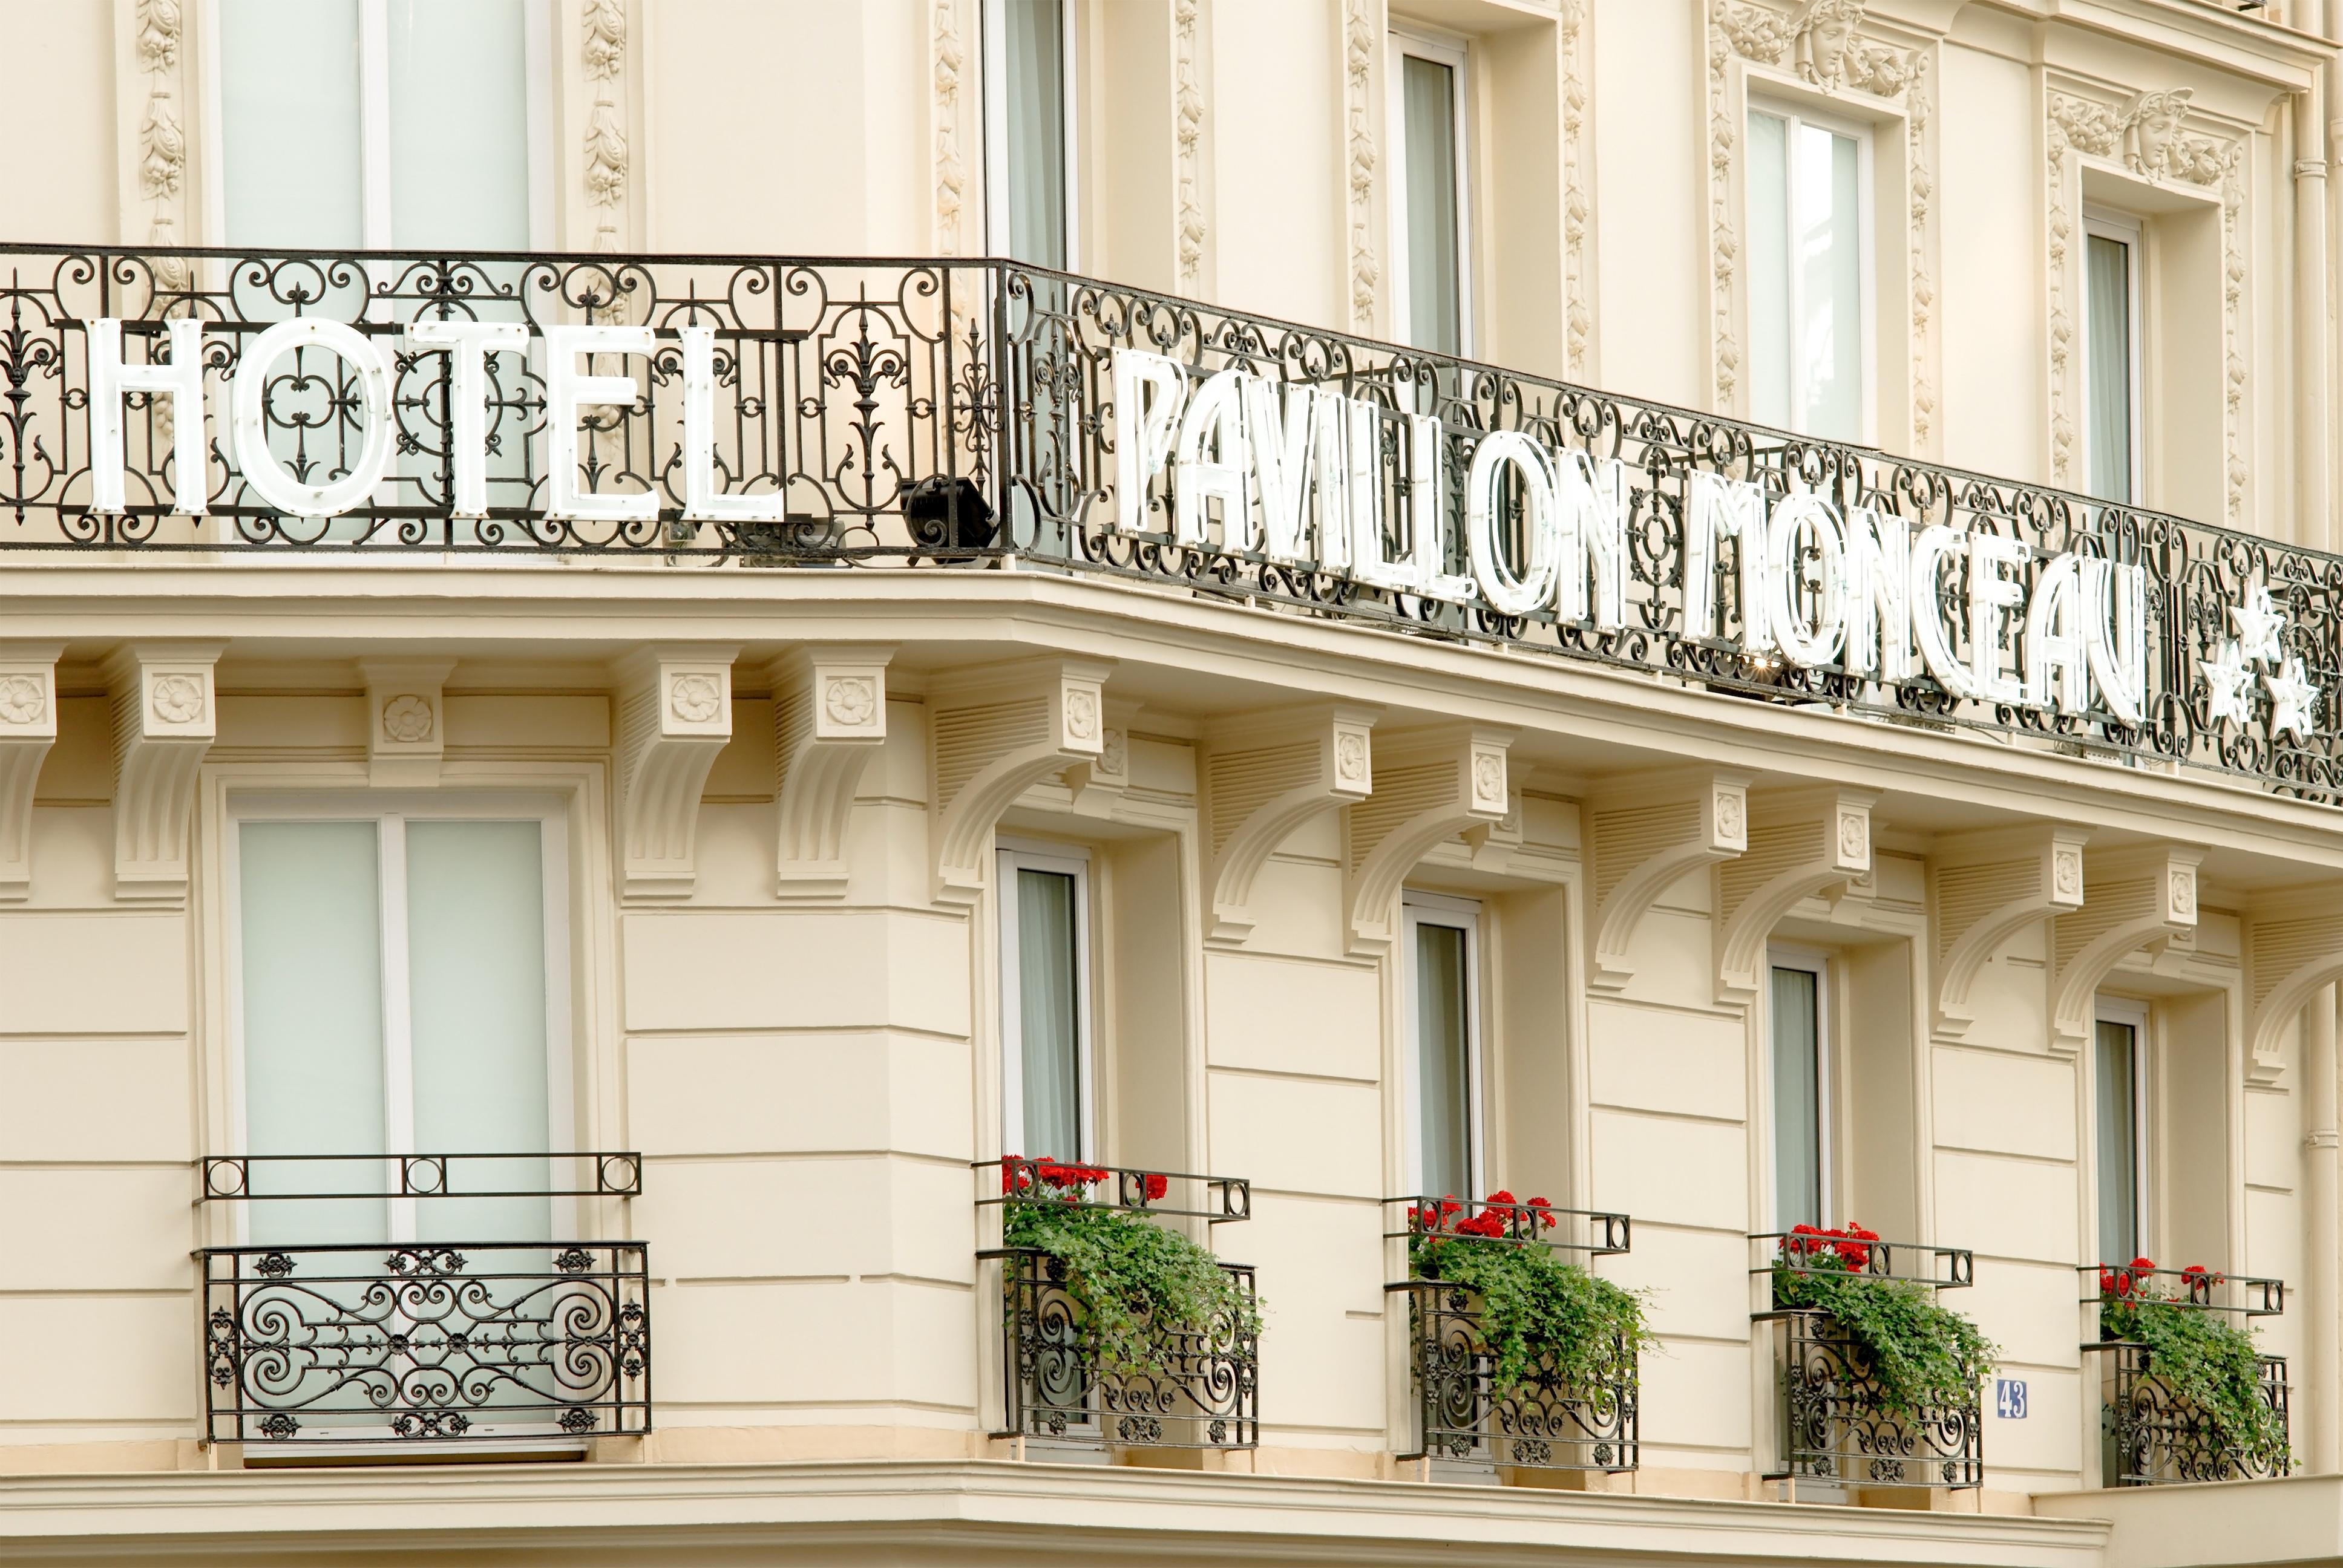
[1745,110,1864,441]
[1000,0,1069,269]
[1770,965,1822,1230]
[2086,235,2135,504]
[386,0,532,250]
[1016,867,1083,1158]
[1401,54,1462,356]
[218,0,365,249]
[1746,112,1792,430]
[1414,922,1472,1198]
[2095,1019,2140,1259]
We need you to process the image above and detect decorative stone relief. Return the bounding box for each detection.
[2047,847,2201,1053]
[1175,0,1207,292]
[105,642,220,904]
[614,647,736,900]
[381,696,434,743]
[1707,2,1933,447]
[775,647,894,902]
[1714,787,1875,1005]
[582,0,629,254]
[133,0,189,295]
[1928,825,2091,1040]
[1561,0,1593,376]
[669,673,723,725]
[2244,885,2343,1083]
[2046,86,2246,519]
[933,0,966,253]
[360,659,456,786]
[1343,0,1378,333]
[0,647,62,904]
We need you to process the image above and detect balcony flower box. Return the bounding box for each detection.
[2089,1260,2290,1486]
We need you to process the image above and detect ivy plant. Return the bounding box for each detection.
[1001,1162,1263,1379]
[2099,1260,2289,1471]
[1771,1224,1996,1422]
[1408,1193,1655,1398]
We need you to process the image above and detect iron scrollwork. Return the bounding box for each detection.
[2093,1341,2290,1486]
[1396,1279,1638,1473]
[1761,1308,1982,1489]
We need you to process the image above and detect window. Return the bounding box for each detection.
[2095,1000,2149,1261]
[1404,892,1483,1198]
[1770,953,1828,1230]
[998,844,1093,1160]
[229,798,570,1247]
[1746,101,1870,442]
[212,0,547,249]
[984,0,1077,269]
[2083,211,2145,505]
[1387,30,1472,356]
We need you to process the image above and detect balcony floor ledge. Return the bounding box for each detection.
[2033,1473,2343,1568]
[0,1457,2110,1567]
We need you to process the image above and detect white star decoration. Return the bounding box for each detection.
[2201,639,2256,726]
[2231,583,2285,664]
[2267,658,2322,740]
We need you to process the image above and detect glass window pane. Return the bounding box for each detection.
[1746,111,1792,429]
[1000,0,1069,269]
[1415,921,1472,1198]
[2086,235,2135,505]
[240,820,387,1244]
[1402,54,1463,356]
[386,0,531,250]
[1798,123,1863,441]
[218,0,364,249]
[2096,1018,2140,1260]
[406,820,551,1243]
[1771,965,1821,1230]
[1015,868,1083,1158]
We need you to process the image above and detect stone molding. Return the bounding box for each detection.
[105,641,221,904]
[1588,769,1751,992]
[614,645,737,901]
[773,645,894,902]
[0,644,63,904]
[357,659,456,788]
[2046,846,2203,1054]
[1202,703,1379,944]
[929,658,1115,904]
[1927,824,2091,1040]
[1713,785,1876,1005]
[1344,724,1513,954]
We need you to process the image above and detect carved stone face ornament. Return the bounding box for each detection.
[1792,0,1866,90]
[2123,89,2193,180]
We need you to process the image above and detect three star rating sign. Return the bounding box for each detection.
[2202,583,2321,740]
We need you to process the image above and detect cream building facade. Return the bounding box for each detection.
[4,1,2343,1564]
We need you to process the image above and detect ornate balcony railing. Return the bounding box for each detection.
[1752,1232,1983,1491]
[1386,1195,1637,1474]
[5,244,2342,802]
[2083,1263,2290,1485]
[975,1158,1257,1450]
[195,1151,647,1447]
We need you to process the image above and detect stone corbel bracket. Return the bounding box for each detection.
[2048,847,2203,1054]
[1714,787,1877,1006]
[1344,724,1514,955]
[1928,825,2091,1040]
[773,645,893,901]
[1067,697,1145,804]
[929,658,1115,905]
[358,659,457,787]
[1587,770,1751,992]
[106,642,222,904]
[614,646,738,901]
[1202,703,1380,944]
[0,645,64,903]
[2244,884,2343,1085]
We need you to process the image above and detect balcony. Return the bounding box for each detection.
[977,1158,1259,1452]
[1386,1195,1639,1476]
[195,1152,650,1451]
[1752,1232,1984,1493]
[0,243,2333,808]
[2085,1263,2291,1486]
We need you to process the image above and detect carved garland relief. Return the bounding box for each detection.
[933,0,967,253]
[1560,0,1593,377]
[582,0,630,255]
[1175,0,1207,292]
[1708,1,1934,451]
[2045,87,2247,524]
[1344,0,1379,333]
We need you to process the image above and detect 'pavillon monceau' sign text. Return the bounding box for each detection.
[1113,350,2152,727]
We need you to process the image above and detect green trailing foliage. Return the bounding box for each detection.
[1001,1163,1262,1379]
[1772,1225,1997,1422]
[2100,1261,2289,1471]
[1407,1193,1655,1398]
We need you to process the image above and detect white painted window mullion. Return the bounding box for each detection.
[379,811,416,1244]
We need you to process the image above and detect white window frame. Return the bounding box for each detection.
[997,840,1096,1161]
[2095,995,2152,1261]
[1767,946,1832,1231]
[1744,96,1877,444]
[197,0,557,249]
[221,791,575,1246]
[1384,26,1475,357]
[1401,889,1486,1198]
[981,0,1081,270]
[2081,208,2147,506]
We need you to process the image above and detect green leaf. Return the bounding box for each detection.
[1771,1262,1996,1421]
[1411,1235,1655,1397]
[2100,1295,2289,1470]
[1003,1200,1262,1377]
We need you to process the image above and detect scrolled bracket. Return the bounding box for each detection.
[2245,883,2343,1085]
[1588,769,1750,993]
[1714,787,1876,1007]
[614,645,739,901]
[929,657,1116,906]
[1204,702,1380,944]
[105,642,222,906]
[1928,825,2091,1042]
[0,644,62,903]
[774,645,894,902]
[2048,847,2203,1054]
[1344,724,1514,956]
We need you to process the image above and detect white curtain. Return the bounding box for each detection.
[1746,112,1863,441]
[219,0,365,249]
[1769,965,1821,1230]
[387,0,531,250]
[1414,921,1471,1198]
[1401,54,1462,356]
[2086,235,2135,505]
[1015,868,1082,1158]
[1001,0,1069,269]
[2094,1019,2140,1260]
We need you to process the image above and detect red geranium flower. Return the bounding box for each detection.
[1142,1172,1169,1201]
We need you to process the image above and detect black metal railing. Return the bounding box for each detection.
[1753,1231,1983,1490]
[4,245,2341,803]
[2083,1263,2290,1485]
[976,1158,1257,1449]
[195,1151,647,1446]
[1387,1195,1637,1473]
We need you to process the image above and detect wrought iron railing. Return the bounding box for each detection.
[2083,1263,2290,1485]
[1752,1232,1983,1490]
[1387,1195,1637,1473]
[195,1150,647,1446]
[4,244,2339,799]
[975,1158,1257,1449]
